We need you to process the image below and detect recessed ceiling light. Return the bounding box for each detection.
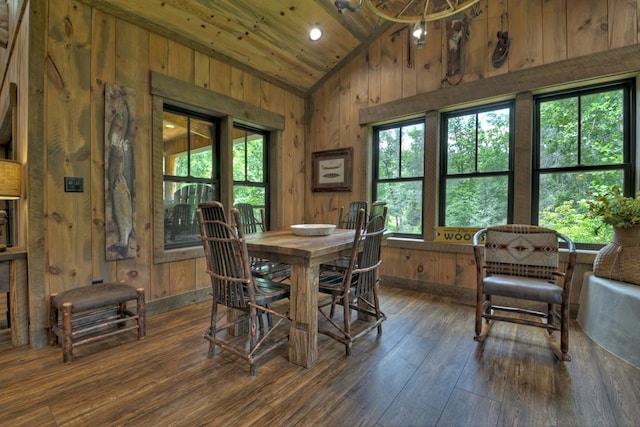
[309,27,322,41]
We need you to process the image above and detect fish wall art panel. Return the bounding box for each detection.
[311,148,353,192]
[104,83,137,261]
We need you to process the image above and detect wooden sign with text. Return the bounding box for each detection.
[433,227,483,244]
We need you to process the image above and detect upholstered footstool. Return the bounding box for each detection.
[49,282,146,363]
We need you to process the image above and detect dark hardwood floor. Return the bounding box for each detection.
[1,286,638,426]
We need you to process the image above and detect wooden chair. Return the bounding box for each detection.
[234,203,291,282]
[472,224,577,361]
[337,201,368,229]
[369,200,387,222]
[196,201,291,375]
[169,203,193,241]
[318,208,387,356]
[321,201,371,274]
[235,202,264,233]
[323,202,387,274]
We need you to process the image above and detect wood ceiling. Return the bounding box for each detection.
[80,0,395,96]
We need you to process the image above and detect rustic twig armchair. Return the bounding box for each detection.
[322,201,371,274]
[318,208,387,356]
[235,202,264,234]
[337,201,368,229]
[234,203,290,282]
[369,200,387,222]
[196,201,291,375]
[472,224,577,361]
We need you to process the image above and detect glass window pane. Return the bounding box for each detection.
[445,176,508,227]
[538,170,624,244]
[580,90,624,166]
[378,128,400,179]
[477,108,510,172]
[539,97,578,168]
[163,182,216,247]
[233,139,246,181]
[246,133,264,183]
[189,118,213,179]
[400,124,424,178]
[375,180,422,234]
[163,112,188,177]
[447,114,477,174]
[162,108,218,250]
[233,185,265,209]
[189,150,212,179]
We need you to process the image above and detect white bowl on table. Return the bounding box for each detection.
[290,224,336,236]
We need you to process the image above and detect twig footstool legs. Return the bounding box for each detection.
[48,283,146,363]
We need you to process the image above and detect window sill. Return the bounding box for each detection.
[385,236,598,264]
[154,246,204,264]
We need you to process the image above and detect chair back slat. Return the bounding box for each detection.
[481,224,562,281]
[353,212,386,297]
[369,201,386,221]
[197,201,253,309]
[235,203,265,233]
[338,201,368,229]
[337,207,386,298]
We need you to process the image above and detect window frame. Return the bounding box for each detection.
[232,124,271,228]
[439,101,516,227]
[151,72,285,264]
[372,117,426,238]
[162,105,220,250]
[532,79,636,248]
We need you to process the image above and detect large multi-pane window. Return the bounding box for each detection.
[373,118,425,237]
[233,125,269,226]
[440,103,513,227]
[162,106,219,249]
[534,80,635,245]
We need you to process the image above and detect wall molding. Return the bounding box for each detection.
[360,44,640,125]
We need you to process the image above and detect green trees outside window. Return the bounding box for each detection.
[233,125,268,226]
[535,81,634,245]
[373,80,634,246]
[441,104,513,227]
[373,119,425,236]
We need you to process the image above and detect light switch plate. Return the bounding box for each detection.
[64,177,84,192]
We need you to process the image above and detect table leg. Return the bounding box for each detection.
[288,264,318,368]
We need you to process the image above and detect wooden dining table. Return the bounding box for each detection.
[245,228,356,368]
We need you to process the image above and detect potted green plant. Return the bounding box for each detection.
[586,186,640,285]
[586,186,640,232]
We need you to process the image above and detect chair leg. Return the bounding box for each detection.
[373,289,383,335]
[560,302,571,361]
[474,293,484,339]
[249,305,258,376]
[474,296,493,342]
[329,295,338,318]
[207,300,218,356]
[343,295,352,357]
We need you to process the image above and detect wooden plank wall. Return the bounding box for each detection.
[8,0,640,344]
[306,0,640,307]
[25,0,305,343]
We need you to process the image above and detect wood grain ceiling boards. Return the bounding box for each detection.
[78,0,394,95]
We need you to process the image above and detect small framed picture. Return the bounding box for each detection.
[312,148,353,192]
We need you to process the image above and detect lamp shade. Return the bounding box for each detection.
[0,159,21,199]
